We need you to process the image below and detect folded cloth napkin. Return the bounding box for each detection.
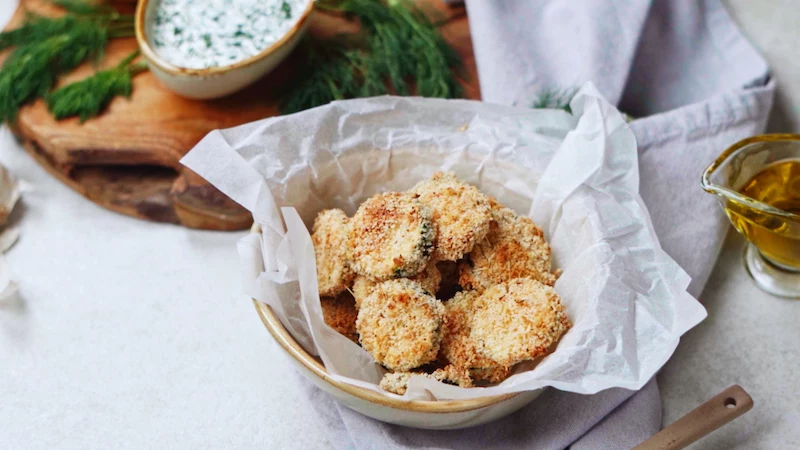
[305,0,774,448]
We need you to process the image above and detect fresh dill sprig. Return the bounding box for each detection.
[280,0,463,114]
[0,2,136,123]
[0,15,79,50]
[279,41,358,110]
[47,50,146,122]
[0,20,110,123]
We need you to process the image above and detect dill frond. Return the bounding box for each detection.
[46,50,146,122]
[280,0,463,114]
[0,15,79,50]
[0,20,110,123]
[279,40,363,114]
[0,1,136,123]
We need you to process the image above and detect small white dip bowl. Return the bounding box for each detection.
[135,0,314,100]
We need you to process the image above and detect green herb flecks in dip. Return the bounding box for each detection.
[150,0,309,69]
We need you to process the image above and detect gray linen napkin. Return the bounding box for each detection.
[303,0,774,448]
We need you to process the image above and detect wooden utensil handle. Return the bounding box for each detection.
[634,385,753,450]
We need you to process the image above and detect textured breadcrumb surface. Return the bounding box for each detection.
[349,192,435,280]
[380,372,413,395]
[379,364,473,395]
[440,291,510,383]
[356,279,445,371]
[459,198,557,292]
[320,293,359,343]
[312,209,355,297]
[431,364,474,388]
[412,172,492,261]
[352,263,442,309]
[470,278,571,367]
[312,175,571,391]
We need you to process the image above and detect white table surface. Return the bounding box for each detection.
[1,1,799,449]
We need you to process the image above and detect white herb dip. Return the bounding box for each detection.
[149,0,311,69]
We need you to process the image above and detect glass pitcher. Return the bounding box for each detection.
[702,134,800,298]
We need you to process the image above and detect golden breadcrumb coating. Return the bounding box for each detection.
[315,176,569,391]
[470,278,571,367]
[356,279,445,371]
[320,293,359,343]
[351,276,374,309]
[459,198,557,292]
[412,172,492,261]
[351,263,442,309]
[380,372,413,395]
[440,291,511,383]
[349,192,435,280]
[431,364,474,388]
[312,209,355,297]
[379,365,473,395]
[469,366,512,384]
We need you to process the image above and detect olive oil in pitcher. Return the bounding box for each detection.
[725,159,800,270]
[703,135,800,297]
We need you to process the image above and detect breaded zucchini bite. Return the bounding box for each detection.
[459,199,557,292]
[320,293,359,343]
[470,278,571,367]
[349,192,435,280]
[379,364,473,395]
[440,291,510,383]
[351,263,442,309]
[312,209,355,297]
[356,279,445,371]
[379,372,413,395]
[412,172,492,261]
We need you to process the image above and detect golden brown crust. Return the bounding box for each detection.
[469,366,512,384]
[315,176,570,390]
[379,364,473,395]
[470,278,571,367]
[431,364,474,388]
[412,172,492,261]
[349,192,435,280]
[459,199,557,292]
[351,276,375,310]
[312,209,355,297]
[351,263,442,309]
[379,372,413,395]
[440,291,511,383]
[320,293,359,343]
[356,279,445,371]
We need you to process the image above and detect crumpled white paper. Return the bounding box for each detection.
[181,83,707,400]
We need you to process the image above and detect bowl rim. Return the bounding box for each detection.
[134,0,315,76]
[249,223,522,413]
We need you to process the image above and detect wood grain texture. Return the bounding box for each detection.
[5,0,480,230]
[635,385,754,450]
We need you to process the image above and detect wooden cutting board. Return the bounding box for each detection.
[4,0,480,230]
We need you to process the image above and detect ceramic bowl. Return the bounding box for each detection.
[135,0,314,99]
[250,224,543,430]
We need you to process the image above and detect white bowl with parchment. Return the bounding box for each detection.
[181,91,707,430]
[135,0,314,99]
